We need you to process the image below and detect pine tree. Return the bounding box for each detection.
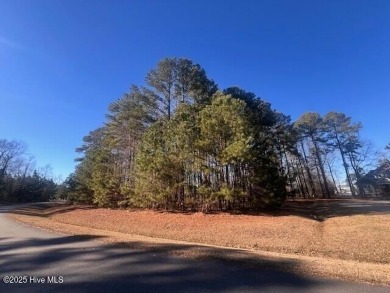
[295,113,331,198]
[323,112,362,196]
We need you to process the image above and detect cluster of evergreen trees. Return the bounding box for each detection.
[294,112,367,198]
[63,58,371,210]
[0,139,57,203]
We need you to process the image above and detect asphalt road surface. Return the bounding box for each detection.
[0,204,389,293]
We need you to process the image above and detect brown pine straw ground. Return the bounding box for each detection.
[6,199,390,286]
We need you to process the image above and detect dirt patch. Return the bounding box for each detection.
[7,201,390,285]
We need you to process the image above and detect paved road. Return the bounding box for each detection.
[337,199,390,212]
[0,204,389,293]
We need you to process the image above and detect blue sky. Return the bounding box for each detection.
[1,0,389,179]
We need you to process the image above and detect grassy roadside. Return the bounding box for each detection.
[6,201,390,286]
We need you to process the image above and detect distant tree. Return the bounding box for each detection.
[294,113,331,198]
[60,172,91,203]
[54,182,68,200]
[0,140,55,203]
[0,139,27,179]
[323,112,362,196]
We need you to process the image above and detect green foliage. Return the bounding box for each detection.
[199,93,253,164]
[293,111,367,198]
[146,58,217,120]
[133,90,288,210]
[68,58,370,205]
[69,57,374,210]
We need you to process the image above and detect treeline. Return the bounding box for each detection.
[293,112,371,198]
[63,57,374,210]
[0,139,57,203]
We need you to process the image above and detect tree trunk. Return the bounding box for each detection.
[327,161,338,195]
[311,135,331,198]
[299,140,316,197]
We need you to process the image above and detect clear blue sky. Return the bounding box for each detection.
[1,0,389,179]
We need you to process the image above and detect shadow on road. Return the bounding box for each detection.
[1,204,390,291]
[0,233,323,292]
[0,235,105,254]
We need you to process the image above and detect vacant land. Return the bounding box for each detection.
[7,199,390,285]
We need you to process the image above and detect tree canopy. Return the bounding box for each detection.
[65,57,374,210]
[0,139,57,203]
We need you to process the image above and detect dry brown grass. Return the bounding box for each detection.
[7,201,390,285]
